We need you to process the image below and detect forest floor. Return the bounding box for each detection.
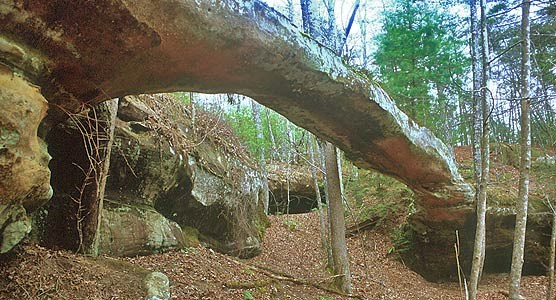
[0,211,548,299]
[0,145,553,299]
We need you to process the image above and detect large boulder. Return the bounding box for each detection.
[98,203,186,257]
[108,95,268,258]
[39,94,268,258]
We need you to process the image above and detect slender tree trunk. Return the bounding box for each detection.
[81,98,119,256]
[324,142,352,293]
[300,0,315,35]
[285,119,293,215]
[359,1,368,67]
[189,92,196,136]
[325,0,336,44]
[317,138,333,270]
[265,109,277,163]
[509,2,531,299]
[286,0,295,21]
[478,0,491,280]
[308,134,331,267]
[251,100,270,214]
[457,95,467,146]
[547,207,556,300]
[340,0,360,52]
[336,148,345,202]
[468,0,487,296]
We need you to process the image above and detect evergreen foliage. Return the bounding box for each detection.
[373,0,469,144]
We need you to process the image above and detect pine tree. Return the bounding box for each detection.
[374,0,468,143]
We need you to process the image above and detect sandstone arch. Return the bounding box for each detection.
[0,0,473,277]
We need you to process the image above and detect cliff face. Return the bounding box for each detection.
[37,94,268,258]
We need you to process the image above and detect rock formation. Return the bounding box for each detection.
[38,94,268,258]
[1,0,474,278]
[0,69,52,253]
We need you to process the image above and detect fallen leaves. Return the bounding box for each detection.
[0,213,550,299]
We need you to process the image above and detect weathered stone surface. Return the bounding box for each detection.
[98,203,186,257]
[144,272,171,300]
[406,208,552,281]
[0,68,51,253]
[40,95,268,258]
[108,95,268,258]
[1,0,473,276]
[0,0,472,208]
[0,204,31,253]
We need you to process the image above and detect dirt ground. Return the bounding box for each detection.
[0,211,549,299]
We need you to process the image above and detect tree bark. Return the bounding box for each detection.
[547,207,556,300]
[189,92,196,136]
[336,148,345,202]
[478,0,491,281]
[340,0,360,52]
[509,1,531,299]
[308,134,331,267]
[324,142,352,293]
[81,98,119,256]
[468,0,487,296]
[317,138,334,270]
[285,119,293,215]
[300,0,314,35]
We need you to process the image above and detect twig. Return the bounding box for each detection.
[219,254,366,299]
[224,279,274,289]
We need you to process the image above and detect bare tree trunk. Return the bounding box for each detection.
[251,100,269,214]
[308,134,331,267]
[286,0,295,21]
[188,92,197,139]
[339,0,360,52]
[468,0,487,296]
[509,1,531,299]
[547,205,556,300]
[318,139,334,270]
[336,148,345,202]
[324,142,352,293]
[81,98,118,256]
[285,119,293,215]
[358,1,368,67]
[457,95,467,146]
[300,0,315,35]
[265,109,278,163]
[478,0,491,281]
[324,0,336,45]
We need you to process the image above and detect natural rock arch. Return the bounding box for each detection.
[0,0,474,278]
